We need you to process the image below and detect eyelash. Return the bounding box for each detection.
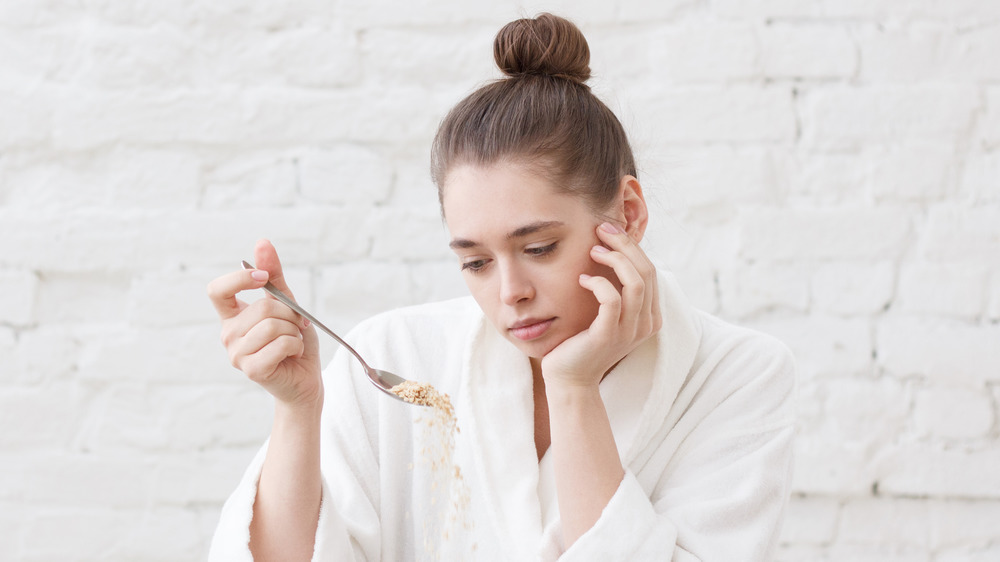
[461,242,559,274]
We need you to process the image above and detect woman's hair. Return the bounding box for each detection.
[430,13,637,214]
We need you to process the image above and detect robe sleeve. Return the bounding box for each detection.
[208,340,384,562]
[547,336,796,562]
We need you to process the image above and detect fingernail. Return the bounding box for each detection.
[251,270,268,282]
[600,222,622,234]
[580,274,592,281]
[592,245,610,253]
[303,318,311,328]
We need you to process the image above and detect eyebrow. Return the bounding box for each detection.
[449,220,565,249]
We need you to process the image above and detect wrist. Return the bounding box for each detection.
[274,391,324,425]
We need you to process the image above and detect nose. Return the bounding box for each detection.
[498,260,534,306]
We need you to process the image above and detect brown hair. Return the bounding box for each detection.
[430,13,637,214]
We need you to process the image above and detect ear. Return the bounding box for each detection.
[617,175,648,243]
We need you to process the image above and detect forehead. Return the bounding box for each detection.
[442,163,591,231]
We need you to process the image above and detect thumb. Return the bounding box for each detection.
[253,238,297,299]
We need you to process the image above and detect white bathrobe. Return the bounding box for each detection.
[209,271,796,561]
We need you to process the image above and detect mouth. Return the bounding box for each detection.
[508,317,555,341]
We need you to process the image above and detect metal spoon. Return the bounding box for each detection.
[241,260,422,406]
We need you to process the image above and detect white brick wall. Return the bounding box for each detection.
[1,1,997,559]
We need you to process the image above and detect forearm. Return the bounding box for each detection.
[546,383,625,547]
[250,399,324,562]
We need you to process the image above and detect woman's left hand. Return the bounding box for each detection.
[540,222,663,387]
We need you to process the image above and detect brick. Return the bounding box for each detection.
[34,272,131,324]
[781,152,869,205]
[779,495,839,544]
[896,263,987,319]
[840,498,930,549]
[0,269,36,325]
[8,325,84,383]
[647,24,759,83]
[50,88,444,149]
[772,544,827,562]
[858,23,1000,84]
[869,143,955,202]
[389,151,442,207]
[823,377,910,445]
[937,545,1000,562]
[408,260,470,304]
[792,426,877,495]
[5,452,156,508]
[359,27,495,88]
[825,544,930,562]
[876,443,1000,499]
[0,90,51,148]
[632,86,796,143]
[1,148,200,210]
[75,24,199,91]
[201,151,298,209]
[233,26,362,89]
[76,325,234,384]
[717,262,810,318]
[982,89,1000,147]
[367,206,452,260]
[665,147,779,215]
[316,261,417,335]
[336,0,514,26]
[739,207,911,261]
[920,204,1000,265]
[22,508,130,560]
[746,316,873,379]
[110,506,210,561]
[79,383,271,453]
[877,316,1000,384]
[927,500,1000,550]
[959,151,1000,203]
[299,145,393,205]
[0,208,369,272]
[0,384,78,448]
[913,384,993,440]
[811,262,894,316]
[153,449,265,505]
[801,86,979,150]
[712,0,1000,22]
[989,271,1000,321]
[761,24,856,79]
[617,0,696,21]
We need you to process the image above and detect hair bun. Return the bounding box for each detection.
[493,13,591,85]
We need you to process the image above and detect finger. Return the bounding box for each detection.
[253,238,298,300]
[589,244,645,325]
[579,273,622,338]
[233,316,305,362]
[239,335,307,383]
[221,298,310,348]
[207,269,270,321]
[595,222,657,322]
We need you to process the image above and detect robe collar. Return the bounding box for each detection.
[459,269,703,558]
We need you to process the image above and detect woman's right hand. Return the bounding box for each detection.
[207,239,322,408]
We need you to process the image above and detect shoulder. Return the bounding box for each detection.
[691,311,797,420]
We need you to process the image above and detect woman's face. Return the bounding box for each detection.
[442,162,616,360]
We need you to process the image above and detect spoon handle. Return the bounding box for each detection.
[241,261,372,371]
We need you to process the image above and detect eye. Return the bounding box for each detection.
[461,258,490,273]
[525,242,558,257]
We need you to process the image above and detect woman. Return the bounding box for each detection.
[208,13,794,562]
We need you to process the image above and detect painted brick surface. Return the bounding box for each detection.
[2,1,998,559]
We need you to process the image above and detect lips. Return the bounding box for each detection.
[509,317,555,341]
